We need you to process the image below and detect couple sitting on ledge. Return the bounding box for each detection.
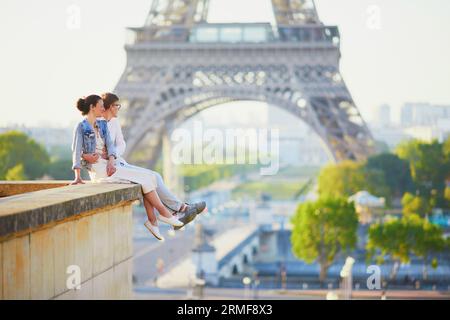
[71,93,206,241]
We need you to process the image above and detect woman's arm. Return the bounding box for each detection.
[71,123,85,184]
[70,168,85,185]
[71,123,83,171]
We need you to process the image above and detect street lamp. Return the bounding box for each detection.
[340,256,355,300]
[253,272,260,300]
[243,277,251,299]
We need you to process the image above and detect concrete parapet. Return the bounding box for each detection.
[0,182,141,299]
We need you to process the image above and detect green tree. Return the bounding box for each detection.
[362,167,391,204]
[290,197,358,285]
[401,192,432,217]
[409,214,446,280]
[5,163,27,180]
[443,135,450,163]
[0,131,50,180]
[443,135,450,157]
[374,140,390,154]
[367,217,413,280]
[365,153,414,199]
[47,159,74,180]
[396,139,421,175]
[318,160,389,201]
[367,214,446,281]
[396,139,448,207]
[318,161,365,197]
[48,145,71,161]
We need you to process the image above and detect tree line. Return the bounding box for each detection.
[291,136,450,285]
[0,130,74,180]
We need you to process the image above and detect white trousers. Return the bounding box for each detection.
[118,160,183,212]
[89,159,157,194]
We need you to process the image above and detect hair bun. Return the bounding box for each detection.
[76,94,102,116]
[76,97,86,112]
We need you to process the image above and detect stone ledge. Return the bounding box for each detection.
[0,182,142,239]
[0,181,71,197]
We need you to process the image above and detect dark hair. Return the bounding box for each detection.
[102,92,119,110]
[76,95,102,115]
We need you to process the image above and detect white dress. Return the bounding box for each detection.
[88,123,157,194]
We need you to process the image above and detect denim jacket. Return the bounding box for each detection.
[71,118,117,170]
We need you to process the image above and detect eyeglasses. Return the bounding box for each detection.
[113,103,121,110]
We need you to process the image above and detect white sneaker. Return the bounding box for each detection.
[157,214,184,227]
[144,221,164,241]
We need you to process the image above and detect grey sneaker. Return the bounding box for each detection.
[191,201,207,215]
[174,201,207,230]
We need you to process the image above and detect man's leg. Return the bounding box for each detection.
[122,163,205,225]
[151,170,184,214]
[121,163,184,213]
[151,170,206,223]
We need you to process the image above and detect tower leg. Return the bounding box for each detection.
[162,127,184,198]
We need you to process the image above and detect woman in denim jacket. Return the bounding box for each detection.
[71,95,183,231]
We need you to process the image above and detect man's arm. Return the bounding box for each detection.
[114,118,127,158]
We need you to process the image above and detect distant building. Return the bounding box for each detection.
[401,103,450,126]
[367,124,409,149]
[374,104,391,127]
[400,103,415,126]
[398,103,450,142]
[403,122,450,143]
[368,103,450,148]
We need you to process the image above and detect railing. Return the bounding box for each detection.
[126,23,340,45]
[217,228,259,270]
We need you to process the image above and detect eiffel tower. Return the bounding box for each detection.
[115,0,376,172]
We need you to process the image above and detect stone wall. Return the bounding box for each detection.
[0,182,142,300]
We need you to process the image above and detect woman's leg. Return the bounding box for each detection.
[143,190,175,219]
[143,196,157,225]
[142,195,164,241]
[110,165,182,226]
[122,163,184,213]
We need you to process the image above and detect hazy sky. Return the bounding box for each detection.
[0,0,449,127]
